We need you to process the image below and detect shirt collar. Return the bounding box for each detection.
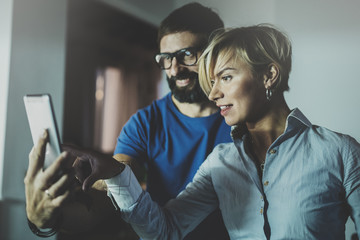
[286,108,312,130]
[230,108,312,140]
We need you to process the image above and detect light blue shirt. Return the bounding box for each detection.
[107,108,360,240]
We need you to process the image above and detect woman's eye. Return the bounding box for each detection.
[221,75,232,81]
[210,80,215,86]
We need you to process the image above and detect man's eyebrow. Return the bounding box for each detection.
[216,67,236,78]
[160,46,197,54]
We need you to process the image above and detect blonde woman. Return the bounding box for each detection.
[41,24,360,239]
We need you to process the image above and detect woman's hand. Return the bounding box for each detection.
[24,130,77,228]
[63,145,125,192]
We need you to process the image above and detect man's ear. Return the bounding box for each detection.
[263,63,280,89]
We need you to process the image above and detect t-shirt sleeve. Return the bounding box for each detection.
[114,110,149,163]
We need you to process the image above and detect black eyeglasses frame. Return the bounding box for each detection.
[154,47,200,70]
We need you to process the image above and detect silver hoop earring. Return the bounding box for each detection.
[266,89,272,101]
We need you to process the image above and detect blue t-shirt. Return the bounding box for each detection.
[114,93,232,205]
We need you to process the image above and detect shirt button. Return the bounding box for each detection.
[264,181,269,186]
[269,149,277,154]
[260,208,263,215]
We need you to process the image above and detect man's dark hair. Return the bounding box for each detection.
[158,2,224,47]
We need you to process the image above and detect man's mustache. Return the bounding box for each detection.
[169,72,198,82]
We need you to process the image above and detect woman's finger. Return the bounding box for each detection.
[27,130,49,177]
[45,173,75,205]
[51,189,71,207]
[42,152,74,189]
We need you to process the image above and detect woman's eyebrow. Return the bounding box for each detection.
[216,67,236,78]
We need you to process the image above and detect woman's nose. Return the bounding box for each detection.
[208,81,222,102]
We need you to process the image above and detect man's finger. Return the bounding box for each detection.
[28,130,49,175]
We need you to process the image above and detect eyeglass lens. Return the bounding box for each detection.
[155,48,197,69]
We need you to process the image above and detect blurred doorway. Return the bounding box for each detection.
[63,0,161,153]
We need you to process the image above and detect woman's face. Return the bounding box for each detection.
[208,56,267,126]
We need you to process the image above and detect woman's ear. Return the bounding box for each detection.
[263,63,280,89]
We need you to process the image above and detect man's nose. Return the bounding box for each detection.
[169,57,181,76]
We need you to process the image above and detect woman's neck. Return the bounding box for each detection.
[246,97,290,163]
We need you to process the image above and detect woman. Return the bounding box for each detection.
[199,24,292,175]
[197,25,360,239]
[58,24,360,239]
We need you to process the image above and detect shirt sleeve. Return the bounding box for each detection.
[343,136,360,237]
[114,111,148,161]
[105,165,143,210]
[107,155,219,240]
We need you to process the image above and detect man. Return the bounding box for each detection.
[112,3,231,239]
[25,3,231,239]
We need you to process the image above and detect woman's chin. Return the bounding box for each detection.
[224,118,236,126]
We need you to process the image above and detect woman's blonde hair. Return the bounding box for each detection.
[199,24,292,96]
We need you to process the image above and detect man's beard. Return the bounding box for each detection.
[167,71,208,103]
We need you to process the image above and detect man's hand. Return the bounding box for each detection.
[24,130,76,228]
[63,145,125,192]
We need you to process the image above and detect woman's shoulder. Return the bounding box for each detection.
[206,142,237,164]
[306,125,360,157]
[310,125,357,142]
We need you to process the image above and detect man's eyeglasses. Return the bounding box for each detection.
[155,47,199,70]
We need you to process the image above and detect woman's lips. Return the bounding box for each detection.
[219,105,232,116]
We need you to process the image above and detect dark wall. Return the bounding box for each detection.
[63,0,160,148]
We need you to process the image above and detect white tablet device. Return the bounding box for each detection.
[24,94,62,170]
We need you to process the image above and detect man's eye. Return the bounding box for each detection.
[184,50,194,56]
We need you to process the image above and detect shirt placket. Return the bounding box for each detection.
[262,146,278,194]
[261,146,278,239]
